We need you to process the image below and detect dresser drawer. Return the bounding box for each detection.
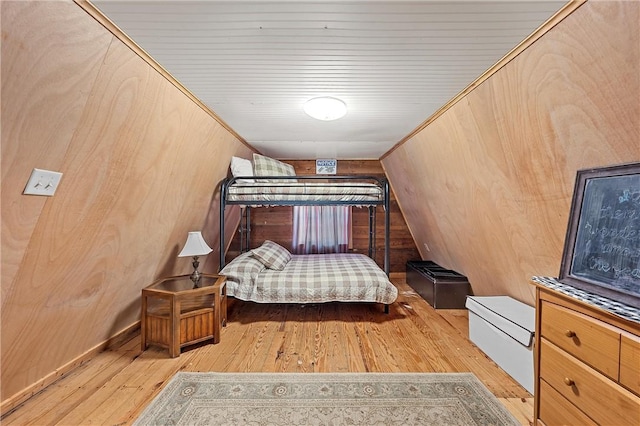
[541,301,620,379]
[540,338,640,426]
[620,333,640,395]
[538,378,596,426]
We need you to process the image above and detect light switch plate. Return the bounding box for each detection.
[23,168,63,196]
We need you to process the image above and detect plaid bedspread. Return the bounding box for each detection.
[227,253,397,304]
[227,182,383,204]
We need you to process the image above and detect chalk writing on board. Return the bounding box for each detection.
[570,173,640,296]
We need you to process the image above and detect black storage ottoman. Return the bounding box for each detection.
[406,260,471,309]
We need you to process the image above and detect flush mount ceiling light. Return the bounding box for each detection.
[303,97,347,121]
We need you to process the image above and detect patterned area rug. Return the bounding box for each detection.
[134,372,519,425]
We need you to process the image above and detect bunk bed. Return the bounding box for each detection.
[218,155,396,310]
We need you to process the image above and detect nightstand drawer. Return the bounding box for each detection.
[541,301,619,379]
[538,379,596,426]
[540,338,640,426]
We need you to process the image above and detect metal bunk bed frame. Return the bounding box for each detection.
[219,175,391,277]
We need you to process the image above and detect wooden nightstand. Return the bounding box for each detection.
[141,274,227,357]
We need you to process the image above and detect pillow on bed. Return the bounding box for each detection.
[230,156,254,183]
[252,153,297,183]
[250,240,292,270]
[219,251,265,283]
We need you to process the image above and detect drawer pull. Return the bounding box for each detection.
[563,377,575,386]
[565,330,576,338]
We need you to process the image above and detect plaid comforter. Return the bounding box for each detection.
[224,253,397,304]
[227,182,383,204]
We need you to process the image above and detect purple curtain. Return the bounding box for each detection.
[292,206,351,254]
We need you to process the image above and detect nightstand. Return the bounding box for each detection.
[141,274,227,357]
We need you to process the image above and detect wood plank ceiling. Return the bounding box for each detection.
[91,0,568,159]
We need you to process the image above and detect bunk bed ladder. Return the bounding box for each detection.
[368,206,376,260]
[239,207,251,253]
[219,178,228,270]
[384,178,390,277]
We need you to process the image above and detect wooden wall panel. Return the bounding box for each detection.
[228,160,420,272]
[1,1,112,309]
[382,0,640,305]
[1,1,253,405]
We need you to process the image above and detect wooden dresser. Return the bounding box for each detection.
[533,280,640,425]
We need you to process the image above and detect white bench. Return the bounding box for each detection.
[466,296,535,394]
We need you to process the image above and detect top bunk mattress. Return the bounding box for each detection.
[226,181,384,204]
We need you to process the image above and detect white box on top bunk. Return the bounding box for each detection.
[465,296,535,394]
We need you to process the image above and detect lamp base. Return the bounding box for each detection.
[190,256,202,286]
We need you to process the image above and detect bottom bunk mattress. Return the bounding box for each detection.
[221,251,397,305]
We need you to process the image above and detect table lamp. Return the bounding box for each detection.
[178,231,213,284]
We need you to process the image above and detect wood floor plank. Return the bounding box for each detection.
[56,348,189,425]
[293,304,320,372]
[396,282,525,397]
[225,319,276,372]
[383,295,443,372]
[320,304,353,372]
[309,303,329,372]
[381,314,433,372]
[1,276,532,425]
[2,336,141,425]
[397,297,462,372]
[499,397,535,426]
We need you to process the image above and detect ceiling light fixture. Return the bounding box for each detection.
[303,97,347,121]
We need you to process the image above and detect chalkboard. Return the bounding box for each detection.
[559,162,640,308]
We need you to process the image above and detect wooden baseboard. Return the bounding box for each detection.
[0,322,140,417]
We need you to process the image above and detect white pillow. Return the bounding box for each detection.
[230,156,254,183]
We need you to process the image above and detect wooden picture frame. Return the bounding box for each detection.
[559,162,640,308]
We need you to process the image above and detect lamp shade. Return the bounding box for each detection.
[178,231,213,257]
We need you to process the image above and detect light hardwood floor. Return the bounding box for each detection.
[2,278,533,425]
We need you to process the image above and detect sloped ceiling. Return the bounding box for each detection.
[91,0,567,159]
